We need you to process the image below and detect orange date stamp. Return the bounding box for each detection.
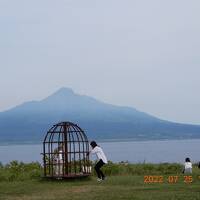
[144,175,193,184]
[144,175,164,183]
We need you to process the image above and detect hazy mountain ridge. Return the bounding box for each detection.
[0,87,199,143]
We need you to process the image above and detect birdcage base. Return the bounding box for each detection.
[44,173,91,179]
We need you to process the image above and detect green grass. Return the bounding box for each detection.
[0,175,200,200]
[0,161,200,200]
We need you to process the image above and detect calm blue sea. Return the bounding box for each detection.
[0,139,199,164]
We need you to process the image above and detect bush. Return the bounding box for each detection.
[0,160,188,182]
[100,162,183,176]
[0,161,42,182]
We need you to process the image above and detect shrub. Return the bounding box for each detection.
[100,162,183,176]
[0,160,187,182]
[0,161,42,182]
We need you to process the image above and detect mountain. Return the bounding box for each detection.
[0,87,200,143]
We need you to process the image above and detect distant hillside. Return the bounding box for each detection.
[0,87,200,143]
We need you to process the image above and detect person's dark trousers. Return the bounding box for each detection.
[95,159,105,179]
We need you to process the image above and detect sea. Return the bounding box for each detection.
[0,139,199,164]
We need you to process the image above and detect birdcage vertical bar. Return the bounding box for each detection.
[63,123,68,175]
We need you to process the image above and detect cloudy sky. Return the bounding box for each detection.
[0,0,200,124]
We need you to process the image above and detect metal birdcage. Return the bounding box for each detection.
[42,122,91,179]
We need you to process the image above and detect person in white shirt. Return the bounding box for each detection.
[54,145,64,176]
[89,141,108,181]
[183,157,192,174]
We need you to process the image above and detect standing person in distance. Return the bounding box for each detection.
[182,157,192,174]
[88,141,108,181]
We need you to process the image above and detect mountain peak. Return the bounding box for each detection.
[53,87,74,95]
[43,87,76,102]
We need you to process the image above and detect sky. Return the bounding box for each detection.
[0,0,200,125]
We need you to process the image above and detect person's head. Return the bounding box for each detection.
[90,141,97,149]
[185,157,190,162]
[58,143,64,150]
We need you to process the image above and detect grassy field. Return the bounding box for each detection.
[0,161,200,200]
